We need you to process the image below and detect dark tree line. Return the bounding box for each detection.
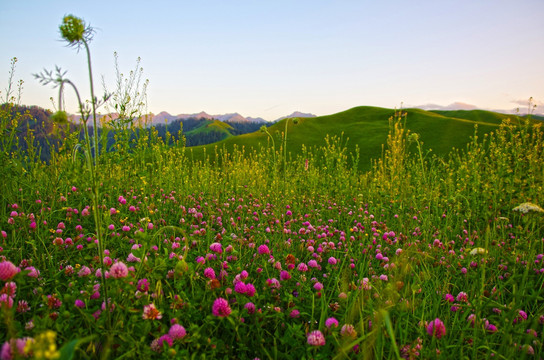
[2,106,271,163]
[151,117,268,146]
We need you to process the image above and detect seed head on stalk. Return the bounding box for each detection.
[59,15,94,49]
[34,15,112,335]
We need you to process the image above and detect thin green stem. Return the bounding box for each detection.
[84,40,99,163]
[416,139,427,186]
[262,127,276,167]
[284,119,288,172]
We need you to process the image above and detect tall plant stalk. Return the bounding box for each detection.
[84,41,100,163]
[260,125,276,168]
[282,117,298,174]
[35,15,112,330]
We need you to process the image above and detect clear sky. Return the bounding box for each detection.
[1,0,543,120]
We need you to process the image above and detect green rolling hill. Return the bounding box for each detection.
[186,106,529,170]
[181,119,238,146]
[185,119,234,137]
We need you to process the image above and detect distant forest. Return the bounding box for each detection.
[154,118,266,146]
[1,104,270,162]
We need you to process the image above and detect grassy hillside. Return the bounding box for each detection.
[185,119,234,136]
[188,106,518,169]
[430,109,514,125]
[181,119,236,146]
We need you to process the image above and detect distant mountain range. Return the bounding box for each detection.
[149,111,316,126]
[66,110,316,127]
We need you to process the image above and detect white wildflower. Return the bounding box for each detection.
[513,202,544,214]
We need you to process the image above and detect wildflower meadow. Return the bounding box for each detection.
[1,15,543,359]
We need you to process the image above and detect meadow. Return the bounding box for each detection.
[1,15,544,360]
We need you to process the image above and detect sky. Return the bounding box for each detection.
[1,0,543,120]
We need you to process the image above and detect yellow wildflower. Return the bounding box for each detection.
[469,248,488,256]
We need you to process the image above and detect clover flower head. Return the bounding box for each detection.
[341,324,358,338]
[307,330,326,346]
[169,324,186,340]
[143,303,162,320]
[212,297,231,317]
[325,317,339,329]
[0,261,18,281]
[109,261,128,279]
[426,318,446,339]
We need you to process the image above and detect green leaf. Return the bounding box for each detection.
[58,339,79,360]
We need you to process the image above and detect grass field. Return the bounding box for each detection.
[1,99,543,358]
[1,15,543,359]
